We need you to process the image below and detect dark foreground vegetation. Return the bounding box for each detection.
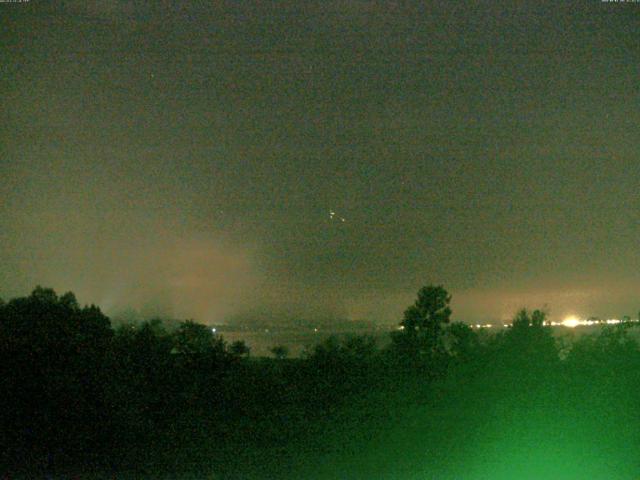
[2,286,640,479]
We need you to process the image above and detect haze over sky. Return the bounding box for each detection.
[2,1,639,325]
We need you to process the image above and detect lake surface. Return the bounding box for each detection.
[218,328,393,357]
[218,323,639,358]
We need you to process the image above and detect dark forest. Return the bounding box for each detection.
[3,286,640,479]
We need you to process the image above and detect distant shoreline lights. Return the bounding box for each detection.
[467,316,639,329]
[547,316,637,328]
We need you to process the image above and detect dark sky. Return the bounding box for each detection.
[2,1,639,324]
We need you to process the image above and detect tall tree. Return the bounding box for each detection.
[392,285,452,358]
[502,308,557,366]
[173,320,224,355]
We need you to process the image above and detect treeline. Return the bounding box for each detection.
[2,286,640,479]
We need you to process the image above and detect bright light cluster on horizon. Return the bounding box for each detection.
[467,317,639,329]
[547,316,638,328]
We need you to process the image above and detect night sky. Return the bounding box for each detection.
[2,1,639,325]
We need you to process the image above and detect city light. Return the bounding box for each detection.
[468,317,638,329]
[562,316,581,328]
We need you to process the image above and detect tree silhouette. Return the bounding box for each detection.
[0,286,112,360]
[567,321,638,369]
[230,340,250,357]
[391,285,452,358]
[309,334,377,363]
[500,308,557,368]
[172,320,225,356]
[0,287,113,471]
[270,345,289,360]
[446,321,479,359]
